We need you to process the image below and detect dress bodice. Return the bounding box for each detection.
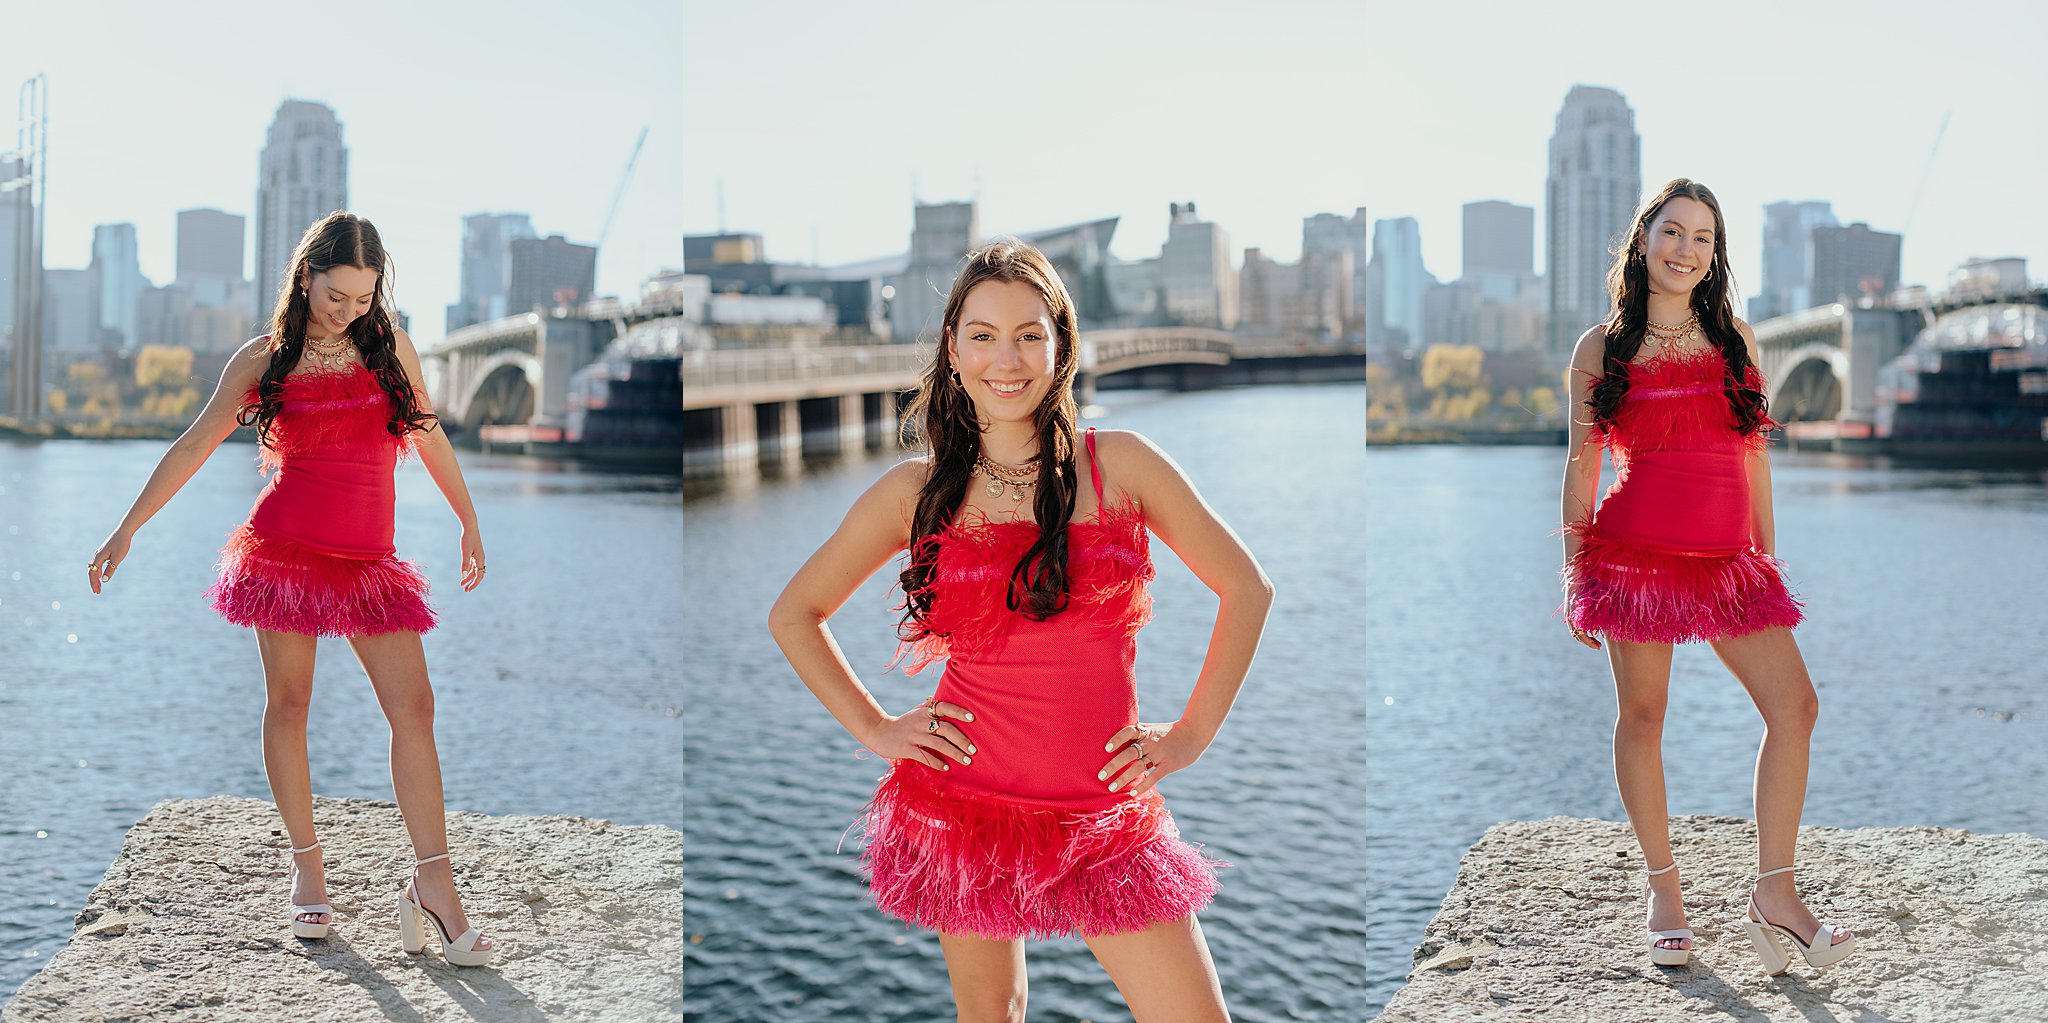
[245,364,410,559]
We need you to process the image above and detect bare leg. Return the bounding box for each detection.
[1709,626,1846,945]
[1606,636,1689,951]
[256,628,327,926]
[935,932,1027,1023]
[346,630,491,951]
[1083,915,1229,1023]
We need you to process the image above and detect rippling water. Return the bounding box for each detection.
[682,385,1367,1021]
[1363,446,2048,1015]
[0,442,683,997]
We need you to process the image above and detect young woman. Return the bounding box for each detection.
[769,239,1271,1021]
[87,212,495,967]
[1561,179,1855,975]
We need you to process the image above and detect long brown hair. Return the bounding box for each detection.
[237,211,436,444]
[1588,178,1768,434]
[899,239,1082,630]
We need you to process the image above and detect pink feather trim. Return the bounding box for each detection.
[206,524,437,637]
[892,496,1154,675]
[1562,525,1803,643]
[858,762,1221,940]
[247,365,418,474]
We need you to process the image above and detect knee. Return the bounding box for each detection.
[1615,701,1668,740]
[385,692,436,733]
[1766,687,1819,736]
[264,691,312,725]
[956,990,1026,1023]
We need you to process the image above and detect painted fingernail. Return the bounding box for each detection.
[1105,742,1116,752]
[1108,782,1120,791]
[967,745,976,754]
[1097,771,1107,781]
[964,712,974,722]
[961,756,971,765]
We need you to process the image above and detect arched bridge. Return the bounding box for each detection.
[426,295,687,432]
[1754,287,2048,424]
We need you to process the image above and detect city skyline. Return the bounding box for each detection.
[1,0,682,350]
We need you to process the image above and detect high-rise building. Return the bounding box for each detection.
[177,208,245,285]
[890,201,979,344]
[1811,222,1902,307]
[507,234,597,317]
[1302,207,1368,328]
[447,212,538,332]
[254,100,347,323]
[1546,85,1640,353]
[1158,202,1236,329]
[40,268,96,351]
[1462,200,1535,300]
[0,156,21,344]
[1751,200,1838,322]
[90,223,146,349]
[1369,217,1431,351]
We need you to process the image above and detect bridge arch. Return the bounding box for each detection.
[1771,350,1844,422]
[459,351,539,432]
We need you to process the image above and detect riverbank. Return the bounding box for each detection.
[2,796,682,1022]
[1374,815,2048,1021]
[1366,422,1566,445]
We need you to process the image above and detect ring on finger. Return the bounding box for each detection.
[926,718,941,733]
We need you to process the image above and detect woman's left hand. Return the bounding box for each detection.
[459,526,486,591]
[1099,720,1206,795]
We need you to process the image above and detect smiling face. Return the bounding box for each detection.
[1639,195,1719,300]
[305,264,379,339]
[946,278,1059,430]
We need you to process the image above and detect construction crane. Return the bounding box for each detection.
[595,126,649,275]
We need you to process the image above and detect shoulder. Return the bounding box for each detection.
[1732,316,1759,354]
[1085,428,1182,493]
[392,326,420,357]
[875,455,933,495]
[222,336,276,386]
[1569,324,1610,375]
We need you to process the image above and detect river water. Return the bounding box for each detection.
[0,442,683,998]
[1362,445,2048,1015]
[681,384,1367,1022]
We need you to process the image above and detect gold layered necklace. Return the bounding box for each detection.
[1644,313,1702,351]
[972,453,1038,504]
[302,331,357,372]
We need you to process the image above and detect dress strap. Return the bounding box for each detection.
[1083,427,1105,508]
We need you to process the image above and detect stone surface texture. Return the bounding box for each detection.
[1377,815,2048,1022]
[3,796,681,1022]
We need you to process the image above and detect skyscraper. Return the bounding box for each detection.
[507,235,598,317]
[1369,217,1430,351]
[177,209,246,284]
[1546,85,1640,353]
[1158,202,1236,329]
[891,201,978,344]
[91,223,145,348]
[1751,201,1838,322]
[447,212,538,332]
[1302,207,1368,329]
[1462,200,1535,302]
[254,100,347,323]
[1811,222,1902,308]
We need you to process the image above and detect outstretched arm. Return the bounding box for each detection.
[1094,431,1274,795]
[89,338,272,593]
[392,329,484,591]
[767,460,978,774]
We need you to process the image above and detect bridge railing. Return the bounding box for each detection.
[683,344,929,393]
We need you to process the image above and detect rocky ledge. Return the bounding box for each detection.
[3,796,681,1022]
[1376,815,2048,1022]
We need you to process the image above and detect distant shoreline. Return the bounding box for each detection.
[1368,424,1568,446]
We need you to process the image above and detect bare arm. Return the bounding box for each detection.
[1561,326,1608,563]
[391,329,485,590]
[88,338,272,592]
[1095,430,1275,794]
[1738,321,1778,555]
[767,460,976,773]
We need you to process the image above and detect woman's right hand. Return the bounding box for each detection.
[859,699,977,772]
[88,531,133,594]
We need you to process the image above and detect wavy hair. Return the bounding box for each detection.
[1587,178,1768,434]
[899,239,1082,632]
[237,211,436,445]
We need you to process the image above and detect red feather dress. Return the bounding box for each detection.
[206,361,436,637]
[859,429,1220,939]
[1565,346,1804,643]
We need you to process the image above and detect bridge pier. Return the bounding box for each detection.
[864,391,899,451]
[755,400,804,476]
[798,394,866,459]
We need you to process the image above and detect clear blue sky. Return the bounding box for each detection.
[3,0,682,348]
[685,0,2045,303]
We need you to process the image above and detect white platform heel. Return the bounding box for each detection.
[1742,865,1857,974]
[1643,860,1693,966]
[287,840,332,940]
[397,851,494,967]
